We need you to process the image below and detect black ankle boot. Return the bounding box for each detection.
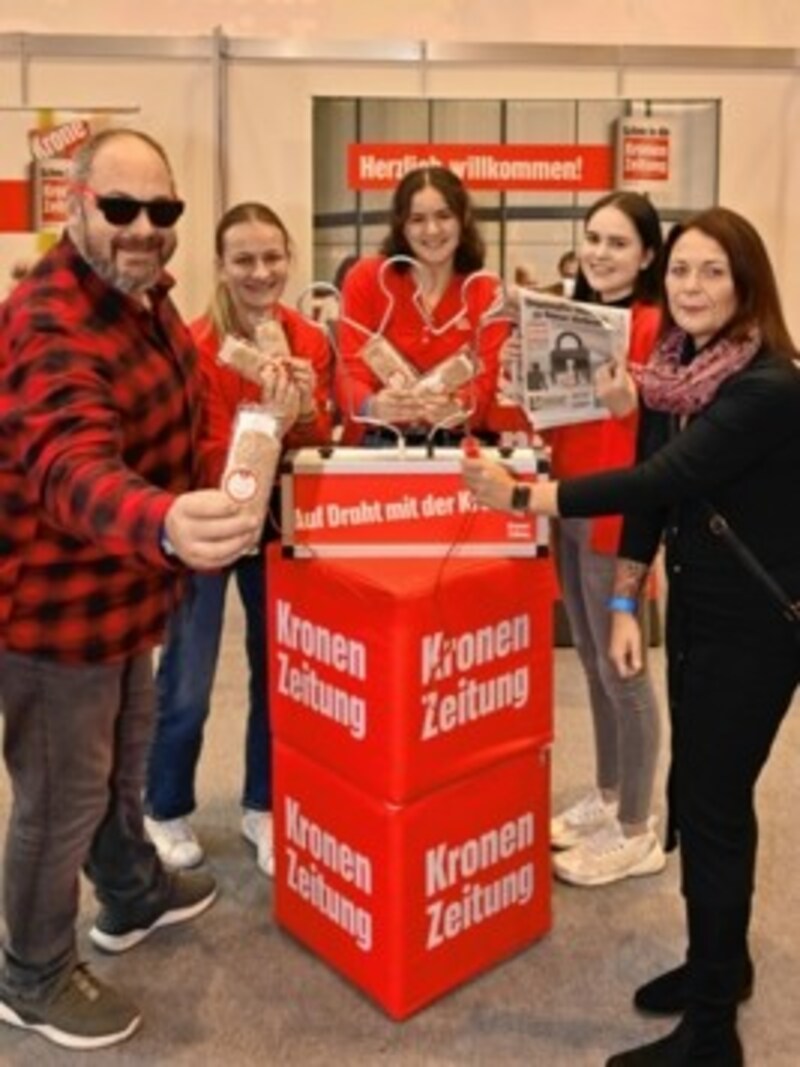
[605,1016,743,1066]
[634,957,754,1016]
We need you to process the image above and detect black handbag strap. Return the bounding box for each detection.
[705,505,800,627]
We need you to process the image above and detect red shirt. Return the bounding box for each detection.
[335,256,508,441]
[0,234,200,662]
[193,305,333,486]
[546,301,661,553]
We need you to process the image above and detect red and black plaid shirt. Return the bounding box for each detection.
[0,233,202,662]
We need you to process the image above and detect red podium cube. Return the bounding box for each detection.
[270,546,554,803]
[274,740,551,1019]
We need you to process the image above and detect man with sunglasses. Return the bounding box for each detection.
[0,128,260,1050]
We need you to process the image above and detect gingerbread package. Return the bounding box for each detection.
[414,349,475,395]
[360,335,420,391]
[254,318,291,361]
[218,319,301,434]
[220,405,282,536]
[217,317,291,386]
[216,335,265,385]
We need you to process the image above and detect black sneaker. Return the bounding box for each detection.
[89,870,217,954]
[0,962,140,1050]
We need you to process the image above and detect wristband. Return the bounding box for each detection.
[607,595,638,614]
[510,484,532,513]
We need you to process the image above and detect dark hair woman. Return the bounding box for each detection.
[380,164,485,275]
[464,206,800,1066]
[336,165,508,443]
[546,190,665,891]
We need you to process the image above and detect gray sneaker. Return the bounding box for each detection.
[0,962,140,1050]
[90,869,217,955]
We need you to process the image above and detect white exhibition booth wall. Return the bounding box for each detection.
[1,30,800,338]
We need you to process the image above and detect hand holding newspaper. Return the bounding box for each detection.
[514,288,631,430]
[594,361,638,418]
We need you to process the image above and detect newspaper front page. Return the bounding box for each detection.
[516,289,631,430]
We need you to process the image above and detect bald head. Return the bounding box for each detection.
[70,128,175,190]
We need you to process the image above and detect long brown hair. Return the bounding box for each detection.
[209,202,291,337]
[573,191,664,305]
[380,165,485,275]
[662,207,796,357]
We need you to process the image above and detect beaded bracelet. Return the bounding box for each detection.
[607,595,638,614]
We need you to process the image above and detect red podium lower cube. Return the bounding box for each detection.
[274,740,551,1019]
[270,545,554,803]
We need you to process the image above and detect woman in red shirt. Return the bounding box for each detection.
[548,192,666,887]
[336,165,508,445]
[144,202,332,877]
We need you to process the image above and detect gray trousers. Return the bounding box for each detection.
[0,650,167,998]
[554,517,661,826]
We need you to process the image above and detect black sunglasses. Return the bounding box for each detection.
[87,191,185,228]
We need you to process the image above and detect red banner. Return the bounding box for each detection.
[281,447,549,558]
[347,142,613,192]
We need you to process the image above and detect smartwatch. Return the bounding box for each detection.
[510,484,532,514]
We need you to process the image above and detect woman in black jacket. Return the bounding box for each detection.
[463,206,800,1066]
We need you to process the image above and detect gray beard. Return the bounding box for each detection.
[70,212,171,296]
[87,252,152,294]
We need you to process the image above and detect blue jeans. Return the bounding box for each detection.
[145,552,271,819]
[0,651,166,996]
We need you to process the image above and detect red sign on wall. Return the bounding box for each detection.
[0,113,102,239]
[347,142,613,192]
[622,134,670,182]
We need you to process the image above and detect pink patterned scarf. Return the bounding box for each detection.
[631,326,762,415]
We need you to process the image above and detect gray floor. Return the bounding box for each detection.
[1,590,799,1066]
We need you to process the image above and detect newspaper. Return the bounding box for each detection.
[516,289,631,430]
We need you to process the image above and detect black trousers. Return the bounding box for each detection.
[666,594,798,908]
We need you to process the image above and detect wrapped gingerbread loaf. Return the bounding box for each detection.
[254,318,291,361]
[361,335,419,390]
[414,349,475,394]
[220,405,282,535]
[216,334,265,385]
[217,317,291,385]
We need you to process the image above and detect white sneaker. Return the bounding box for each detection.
[550,789,617,850]
[144,816,204,870]
[553,820,666,887]
[241,810,274,877]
